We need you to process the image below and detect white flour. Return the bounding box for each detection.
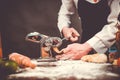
[9,60,120,80]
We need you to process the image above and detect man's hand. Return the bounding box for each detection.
[62,27,80,42]
[56,43,92,60]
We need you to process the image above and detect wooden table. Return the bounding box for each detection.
[2,59,120,80]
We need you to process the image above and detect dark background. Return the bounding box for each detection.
[0,0,81,58]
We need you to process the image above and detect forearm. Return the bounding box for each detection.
[87,21,119,53]
[87,0,120,53]
[57,0,76,32]
[87,36,109,53]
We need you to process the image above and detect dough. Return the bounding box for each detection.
[81,53,108,63]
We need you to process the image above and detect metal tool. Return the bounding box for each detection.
[25,32,65,62]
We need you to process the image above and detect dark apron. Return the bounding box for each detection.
[78,0,110,43]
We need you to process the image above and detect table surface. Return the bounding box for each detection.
[2,59,120,80]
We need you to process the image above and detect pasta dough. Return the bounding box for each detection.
[81,53,108,63]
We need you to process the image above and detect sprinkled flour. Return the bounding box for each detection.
[9,60,120,80]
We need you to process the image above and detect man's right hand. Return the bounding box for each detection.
[62,27,80,42]
[56,42,92,60]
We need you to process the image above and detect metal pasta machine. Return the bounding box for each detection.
[25,32,64,62]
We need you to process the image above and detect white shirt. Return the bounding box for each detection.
[57,0,120,53]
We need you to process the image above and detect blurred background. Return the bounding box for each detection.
[0,0,81,58]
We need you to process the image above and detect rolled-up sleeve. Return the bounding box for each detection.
[57,0,76,32]
[87,0,120,53]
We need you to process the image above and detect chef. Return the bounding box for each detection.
[57,0,120,60]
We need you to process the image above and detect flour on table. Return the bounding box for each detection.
[9,60,120,80]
